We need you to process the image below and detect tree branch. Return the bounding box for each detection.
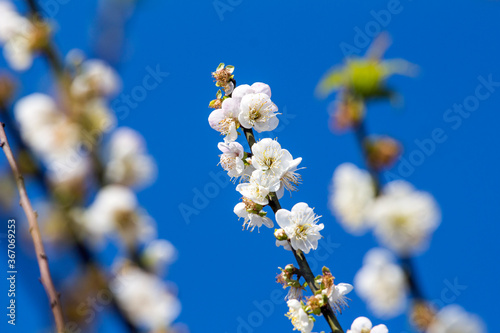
[0,123,66,332]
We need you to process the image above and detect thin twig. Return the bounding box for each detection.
[0,122,66,332]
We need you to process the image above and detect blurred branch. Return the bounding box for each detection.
[0,122,66,332]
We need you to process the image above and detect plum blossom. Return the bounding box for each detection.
[427,305,486,333]
[285,300,314,333]
[142,239,177,274]
[0,2,36,71]
[218,141,245,178]
[105,127,157,188]
[238,93,279,132]
[251,138,302,197]
[236,170,280,205]
[208,97,240,142]
[330,163,375,235]
[354,248,407,318]
[347,317,388,333]
[276,202,324,254]
[71,59,121,99]
[81,185,156,244]
[367,181,440,254]
[232,81,272,105]
[111,265,181,330]
[234,199,273,231]
[325,282,353,314]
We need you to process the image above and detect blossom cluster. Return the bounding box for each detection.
[208,63,368,333]
[0,2,180,330]
[318,40,486,333]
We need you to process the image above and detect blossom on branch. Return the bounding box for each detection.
[276,202,324,254]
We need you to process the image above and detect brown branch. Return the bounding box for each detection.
[0,122,66,332]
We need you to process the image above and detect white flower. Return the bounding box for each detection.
[347,317,388,333]
[367,181,440,254]
[285,299,314,333]
[0,4,34,71]
[427,305,486,333]
[142,239,177,274]
[208,97,240,142]
[236,170,280,205]
[111,266,181,330]
[238,93,279,132]
[105,127,157,188]
[276,202,324,254]
[81,185,155,244]
[234,201,273,232]
[71,59,121,98]
[277,155,302,198]
[324,282,353,314]
[218,141,245,178]
[354,248,407,318]
[276,239,292,251]
[251,138,290,177]
[232,82,272,105]
[330,163,375,235]
[14,93,81,158]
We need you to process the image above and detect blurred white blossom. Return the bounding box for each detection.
[354,248,407,318]
[368,181,440,254]
[111,266,181,330]
[330,163,375,235]
[71,59,121,99]
[142,239,177,274]
[347,317,388,333]
[427,305,485,333]
[105,127,157,188]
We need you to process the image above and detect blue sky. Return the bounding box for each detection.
[1,0,499,332]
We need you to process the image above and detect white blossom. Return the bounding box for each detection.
[276,239,292,251]
[111,266,181,330]
[330,163,375,235]
[235,170,280,205]
[324,282,353,314]
[81,185,155,244]
[105,127,157,188]
[208,97,241,142]
[71,59,121,98]
[347,317,388,333]
[232,82,272,105]
[238,93,279,132]
[367,181,440,254]
[285,299,314,333]
[276,202,324,254]
[234,201,273,232]
[218,141,245,178]
[14,93,81,158]
[0,2,35,71]
[142,239,177,274]
[427,305,486,333]
[354,248,407,318]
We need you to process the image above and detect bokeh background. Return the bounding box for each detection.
[1,0,499,332]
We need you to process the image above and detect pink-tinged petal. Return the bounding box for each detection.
[232,84,252,102]
[276,209,292,228]
[218,142,231,154]
[208,109,226,130]
[221,97,240,116]
[251,82,272,97]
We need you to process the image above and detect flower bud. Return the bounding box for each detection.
[274,228,288,241]
[0,74,16,107]
[366,136,401,170]
[411,302,436,331]
[329,95,365,132]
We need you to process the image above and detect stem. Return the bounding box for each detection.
[353,120,426,303]
[0,123,66,332]
[243,127,344,333]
